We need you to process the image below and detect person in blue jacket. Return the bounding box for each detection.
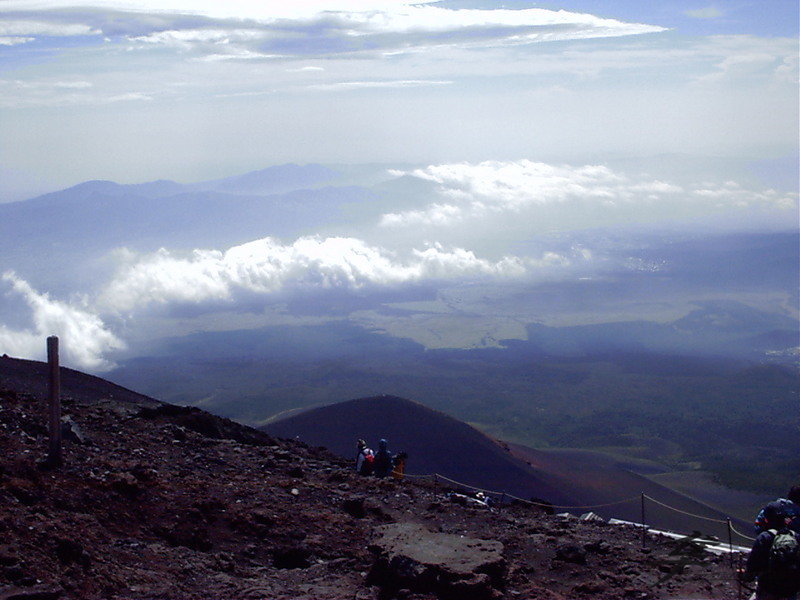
[755,486,800,534]
[741,500,800,600]
[373,438,392,478]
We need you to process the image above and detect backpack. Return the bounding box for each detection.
[767,528,800,594]
[360,450,374,475]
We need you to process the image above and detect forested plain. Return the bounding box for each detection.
[112,321,799,495]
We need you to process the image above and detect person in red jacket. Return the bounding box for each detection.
[355,439,374,476]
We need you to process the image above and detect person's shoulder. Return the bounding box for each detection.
[754,529,777,545]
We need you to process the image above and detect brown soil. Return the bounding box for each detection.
[0,380,747,599]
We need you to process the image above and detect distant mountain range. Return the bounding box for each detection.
[0,163,380,292]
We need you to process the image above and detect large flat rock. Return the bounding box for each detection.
[367,523,505,599]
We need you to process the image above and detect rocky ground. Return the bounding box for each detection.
[0,385,748,600]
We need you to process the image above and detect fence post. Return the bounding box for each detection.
[433,473,438,495]
[640,492,647,549]
[47,336,62,467]
[726,518,734,570]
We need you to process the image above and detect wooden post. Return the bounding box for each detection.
[47,336,62,467]
[640,492,647,549]
[727,518,734,570]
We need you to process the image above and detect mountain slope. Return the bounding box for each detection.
[262,395,577,506]
[0,359,746,600]
[261,395,752,540]
[0,355,160,409]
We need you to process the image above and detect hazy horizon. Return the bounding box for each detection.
[1,1,798,372]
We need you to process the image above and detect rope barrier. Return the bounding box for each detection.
[642,494,730,524]
[510,492,642,511]
[393,470,759,547]
[434,473,507,497]
[379,466,761,586]
[425,472,641,510]
[401,472,433,480]
[729,523,757,542]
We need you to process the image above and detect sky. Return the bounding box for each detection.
[0,0,798,371]
[1,0,797,198]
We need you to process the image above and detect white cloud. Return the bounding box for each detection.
[308,79,452,91]
[0,1,666,61]
[690,35,799,86]
[0,19,99,37]
[0,1,440,21]
[685,7,723,19]
[98,236,531,314]
[0,78,151,108]
[691,182,797,209]
[0,36,33,45]
[0,272,124,371]
[379,160,798,229]
[130,28,265,48]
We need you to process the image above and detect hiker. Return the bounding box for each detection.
[740,500,800,600]
[756,486,800,534]
[474,492,493,507]
[355,439,374,476]
[391,451,407,481]
[373,438,392,478]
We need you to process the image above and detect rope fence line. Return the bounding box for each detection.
[508,491,642,511]
[641,494,730,525]
[729,523,757,542]
[400,470,758,545]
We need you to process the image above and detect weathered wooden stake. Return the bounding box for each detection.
[47,336,62,467]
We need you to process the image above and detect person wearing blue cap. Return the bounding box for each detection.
[740,500,800,600]
[373,438,392,478]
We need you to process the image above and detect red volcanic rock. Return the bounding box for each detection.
[0,358,744,599]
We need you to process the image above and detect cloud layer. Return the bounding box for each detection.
[380,160,798,230]
[1,1,665,59]
[1,272,124,370]
[98,236,531,314]
[0,158,795,371]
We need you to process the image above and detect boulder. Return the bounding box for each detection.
[60,417,88,445]
[367,523,505,600]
